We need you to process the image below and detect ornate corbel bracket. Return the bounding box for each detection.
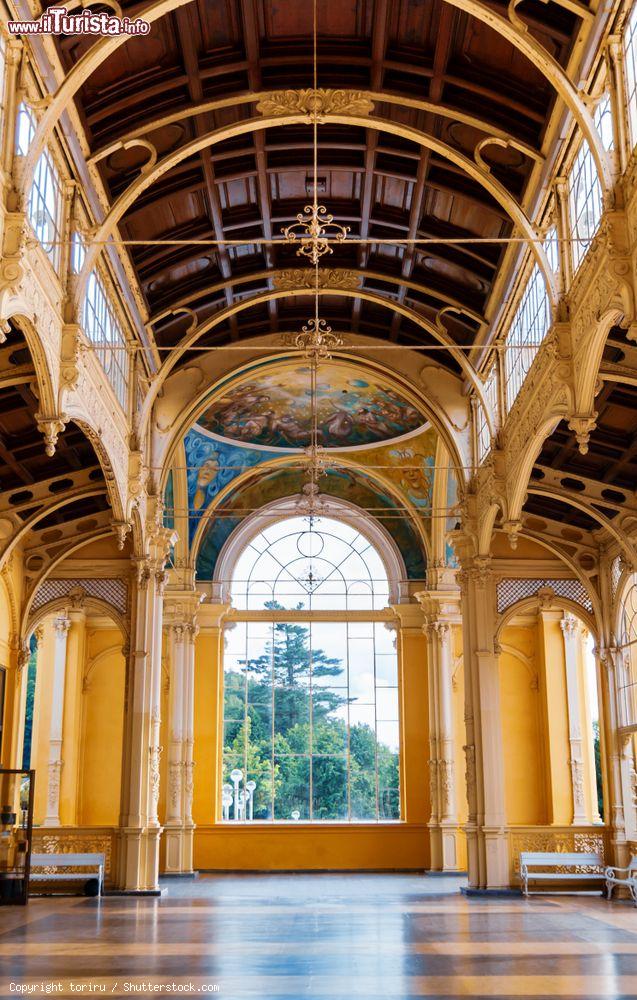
[35,412,68,457]
[567,412,598,455]
[502,519,523,550]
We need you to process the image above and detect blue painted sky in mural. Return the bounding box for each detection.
[184,427,279,544]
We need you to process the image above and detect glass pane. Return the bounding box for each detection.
[350,770,377,820]
[274,755,310,820]
[222,515,403,824]
[223,719,244,747]
[310,622,346,686]
[248,764,273,821]
[349,639,375,701]
[312,756,348,820]
[312,713,347,755]
[274,687,310,748]
[374,622,396,654]
[377,720,400,753]
[376,687,399,722]
[375,653,398,687]
[223,672,245,719]
[349,704,376,731]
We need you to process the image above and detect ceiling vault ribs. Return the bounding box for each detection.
[389,2,456,343]
[174,5,240,341]
[352,0,389,333]
[46,0,585,378]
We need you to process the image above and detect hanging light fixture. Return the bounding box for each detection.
[281,0,349,266]
[283,0,350,519]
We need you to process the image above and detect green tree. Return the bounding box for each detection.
[593,721,604,820]
[222,608,400,821]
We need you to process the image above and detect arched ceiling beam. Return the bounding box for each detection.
[138,284,495,439]
[19,0,194,196]
[19,0,609,203]
[89,90,544,166]
[147,267,486,331]
[72,113,557,319]
[440,0,611,192]
[527,484,636,566]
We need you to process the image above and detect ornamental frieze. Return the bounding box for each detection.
[256,89,374,121]
[272,268,361,291]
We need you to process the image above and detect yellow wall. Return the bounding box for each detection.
[538,611,572,825]
[499,624,546,825]
[78,626,125,825]
[192,621,430,871]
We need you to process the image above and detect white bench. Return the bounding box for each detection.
[605,855,637,906]
[519,851,605,897]
[29,852,105,897]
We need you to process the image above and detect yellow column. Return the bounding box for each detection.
[458,556,508,890]
[42,617,70,826]
[117,522,175,892]
[163,589,203,875]
[5,639,29,770]
[59,607,86,826]
[560,614,588,825]
[416,590,463,871]
[193,605,229,837]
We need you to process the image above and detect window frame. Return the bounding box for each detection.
[218,508,404,825]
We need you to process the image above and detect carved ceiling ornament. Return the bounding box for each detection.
[256,89,375,122]
[273,269,361,291]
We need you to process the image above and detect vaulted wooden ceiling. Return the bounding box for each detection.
[53,0,583,369]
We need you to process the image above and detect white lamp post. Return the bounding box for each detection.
[246,780,256,821]
[230,768,243,820]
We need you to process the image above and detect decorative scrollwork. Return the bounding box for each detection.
[256,88,374,122]
[273,268,361,291]
[281,317,344,360]
[282,204,349,265]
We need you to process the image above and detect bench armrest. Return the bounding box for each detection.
[605,865,632,877]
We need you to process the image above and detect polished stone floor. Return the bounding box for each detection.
[1,873,637,998]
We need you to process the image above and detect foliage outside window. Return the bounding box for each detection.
[504,264,550,411]
[222,516,400,823]
[568,139,603,272]
[617,574,637,728]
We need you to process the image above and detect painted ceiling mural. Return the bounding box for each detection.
[171,365,459,580]
[196,360,427,450]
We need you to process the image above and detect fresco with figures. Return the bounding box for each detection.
[197,362,427,449]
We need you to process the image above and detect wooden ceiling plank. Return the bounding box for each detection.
[175,6,240,340]
[390,3,455,341]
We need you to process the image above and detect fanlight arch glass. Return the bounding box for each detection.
[229,515,391,611]
[222,514,400,823]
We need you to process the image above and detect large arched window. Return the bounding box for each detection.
[221,515,400,823]
[617,573,637,728]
